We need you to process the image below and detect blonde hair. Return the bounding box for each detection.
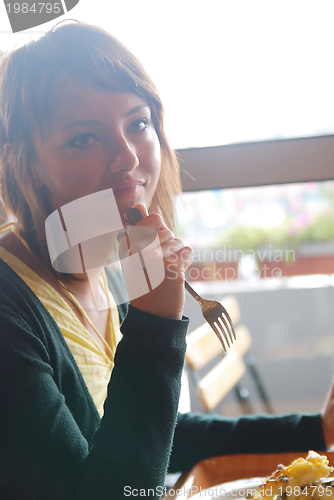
[0,21,181,268]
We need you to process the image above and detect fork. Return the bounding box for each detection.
[124,206,236,351]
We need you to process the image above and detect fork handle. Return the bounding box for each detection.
[184,280,203,305]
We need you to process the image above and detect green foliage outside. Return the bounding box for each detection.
[215,210,334,255]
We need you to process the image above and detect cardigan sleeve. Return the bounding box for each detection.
[168,411,327,473]
[0,303,189,500]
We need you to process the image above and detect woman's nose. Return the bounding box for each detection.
[108,135,139,174]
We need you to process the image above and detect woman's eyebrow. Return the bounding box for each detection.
[125,105,150,117]
[61,119,101,131]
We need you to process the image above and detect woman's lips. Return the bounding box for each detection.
[111,182,144,197]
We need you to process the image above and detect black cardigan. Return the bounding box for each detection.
[0,259,326,499]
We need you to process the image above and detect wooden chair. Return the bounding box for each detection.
[185,295,272,413]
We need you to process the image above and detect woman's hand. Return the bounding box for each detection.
[119,204,193,320]
[321,380,334,450]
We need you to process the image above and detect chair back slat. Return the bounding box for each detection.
[185,295,240,371]
[185,323,251,372]
[198,350,246,410]
[186,322,222,371]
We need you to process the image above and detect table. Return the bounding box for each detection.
[165,451,334,499]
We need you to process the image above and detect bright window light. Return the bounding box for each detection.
[1,0,334,149]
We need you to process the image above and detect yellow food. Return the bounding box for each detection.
[255,451,334,500]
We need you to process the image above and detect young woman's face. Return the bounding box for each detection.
[33,78,161,225]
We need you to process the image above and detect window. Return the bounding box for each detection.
[178,180,334,415]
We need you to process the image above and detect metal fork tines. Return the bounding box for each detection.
[184,281,236,351]
[124,206,236,352]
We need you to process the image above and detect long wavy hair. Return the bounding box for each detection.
[0,21,182,272]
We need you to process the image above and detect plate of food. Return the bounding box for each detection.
[191,451,334,500]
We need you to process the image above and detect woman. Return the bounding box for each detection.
[0,21,332,500]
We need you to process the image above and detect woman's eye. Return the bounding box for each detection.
[128,118,149,133]
[68,133,98,148]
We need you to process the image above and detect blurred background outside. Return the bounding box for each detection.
[179,180,334,416]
